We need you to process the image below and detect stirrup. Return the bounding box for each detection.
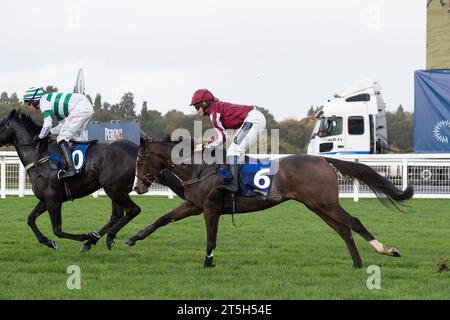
[57,169,76,180]
[218,184,238,193]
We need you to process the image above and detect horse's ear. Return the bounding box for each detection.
[140,130,152,142]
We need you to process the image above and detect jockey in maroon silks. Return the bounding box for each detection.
[190,89,267,193]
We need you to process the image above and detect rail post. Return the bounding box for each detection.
[18,163,25,197]
[402,158,408,191]
[353,158,360,202]
[1,155,6,199]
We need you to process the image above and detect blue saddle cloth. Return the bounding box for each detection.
[49,143,93,174]
[217,158,278,197]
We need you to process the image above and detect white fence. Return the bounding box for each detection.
[1,151,450,200]
[0,151,174,199]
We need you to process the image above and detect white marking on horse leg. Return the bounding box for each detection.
[207,250,214,258]
[369,239,386,254]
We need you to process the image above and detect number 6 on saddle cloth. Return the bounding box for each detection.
[217,158,278,197]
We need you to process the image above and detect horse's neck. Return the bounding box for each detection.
[165,162,201,181]
[14,144,38,168]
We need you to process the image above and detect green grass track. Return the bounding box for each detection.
[0,196,448,299]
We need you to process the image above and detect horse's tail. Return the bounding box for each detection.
[323,157,414,210]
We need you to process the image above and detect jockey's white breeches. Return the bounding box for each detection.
[227,108,267,159]
[56,100,94,143]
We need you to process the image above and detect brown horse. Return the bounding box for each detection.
[127,137,413,268]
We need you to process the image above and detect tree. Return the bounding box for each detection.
[110,103,120,115]
[139,102,165,139]
[9,92,19,104]
[307,105,323,117]
[118,92,136,118]
[386,105,413,152]
[258,107,278,130]
[0,92,9,105]
[163,109,186,136]
[44,85,58,93]
[94,94,102,113]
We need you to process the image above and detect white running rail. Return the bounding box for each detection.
[1,151,450,200]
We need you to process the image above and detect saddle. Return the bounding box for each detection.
[47,140,97,172]
[218,157,276,198]
[47,140,98,157]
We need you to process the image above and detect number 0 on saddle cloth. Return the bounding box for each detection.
[49,143,92,173]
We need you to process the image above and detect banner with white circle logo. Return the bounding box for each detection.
[414,70,450,153]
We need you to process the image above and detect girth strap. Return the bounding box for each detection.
[24,156,51,171]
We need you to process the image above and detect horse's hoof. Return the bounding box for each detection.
[106,238,115,250]
[204,263,216,268]
[391,248,401,257]
[353,263,363,269]
[80,243,92,252]
[124,239,136,247]
[50,240,58,250]
[203,256,216,268]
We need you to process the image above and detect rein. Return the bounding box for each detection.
[180,169,218,186]
[136,161,218,188]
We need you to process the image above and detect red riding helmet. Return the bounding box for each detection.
[190,89,214,106]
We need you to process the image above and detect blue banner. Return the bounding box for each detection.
[414,70,450,153]
[82,120,140,145]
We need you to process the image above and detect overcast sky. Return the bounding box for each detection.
[0,0,426,120]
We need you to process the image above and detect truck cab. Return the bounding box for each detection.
[307,79,388,155]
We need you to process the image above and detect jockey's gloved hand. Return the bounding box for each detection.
[33,135,42,143]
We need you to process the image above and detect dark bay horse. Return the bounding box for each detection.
[0,110,141,251]
[128,137,413,268]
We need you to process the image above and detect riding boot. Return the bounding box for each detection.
[58,141,76,179]
[218,156,239,193]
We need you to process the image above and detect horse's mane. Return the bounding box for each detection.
[9,109,42,136]
[149,135,196,150]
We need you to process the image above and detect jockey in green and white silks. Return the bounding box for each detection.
[23,87,94,179]
[38,91,94,143]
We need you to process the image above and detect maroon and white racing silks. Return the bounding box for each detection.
[205,101,254,148]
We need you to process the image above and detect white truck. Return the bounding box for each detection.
[307,79,388,155]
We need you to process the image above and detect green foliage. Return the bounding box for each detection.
[9,93,19,104]
[44,85,58,94]
[118,92,136,118]
[139,102,165,139]
[386,105,414,152]
[258,106,279,130]
[278,117,316,153]
[0,89,415,154]
[307,105,323,117]
[0,92,10,104]
[93,94,102,113]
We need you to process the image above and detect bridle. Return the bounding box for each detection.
[135,149,218,188]
[0,118,38,148]
[135,150,176,188]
